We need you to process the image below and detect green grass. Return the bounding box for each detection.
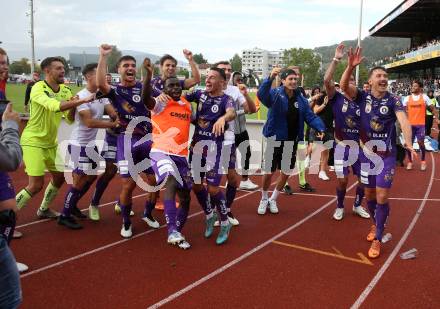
[6,83,268,120]
[6,83,83,113]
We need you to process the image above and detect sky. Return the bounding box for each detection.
[1,0,403,62]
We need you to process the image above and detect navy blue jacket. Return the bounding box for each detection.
[257,78,325,141]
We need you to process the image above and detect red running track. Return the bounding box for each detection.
[9,152,440,308]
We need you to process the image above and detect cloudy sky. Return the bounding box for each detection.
[1,0,403,62]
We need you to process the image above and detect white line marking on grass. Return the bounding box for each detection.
[351,153,435,309]
[146,182,358,309]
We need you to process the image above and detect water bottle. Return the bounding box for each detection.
[400,248,418,260]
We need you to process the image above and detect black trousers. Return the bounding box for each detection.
[426,114,434,137]
[235,130,252,173]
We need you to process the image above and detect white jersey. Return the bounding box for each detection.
[70,88,110,146]
[223,85,246,145]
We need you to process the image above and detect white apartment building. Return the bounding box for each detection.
[242,48,284,78]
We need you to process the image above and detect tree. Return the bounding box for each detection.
[9,58,31,74]
[283,48,321,87]
[107,45,123,73]
[230,54,242,72]
[177,68,190,79]
[193,53,208,65]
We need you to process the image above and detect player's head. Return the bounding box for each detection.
[163,76,182,101]
[117,55,136,83]
[213,61,232,81]
[427,89,434,98]
[363,82,370,92]
[105,73,112,84]
[206,67,226,94]
[280,69,298,91]
[0,48,8,81]
[232,72,243,86]
[368,66,388,94]
[411,80,423,94]
[82,63,98,88]
[41,57,65,84]
[334,82,341,92]
[160,54,177,78]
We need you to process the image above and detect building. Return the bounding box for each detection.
[242,48,284,79]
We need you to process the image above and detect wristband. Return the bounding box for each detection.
[333,57,341,62]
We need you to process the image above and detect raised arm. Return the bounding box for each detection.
[238,84,257,114]
[141,58,156,110]
[324,43,344,100]
[340,47,364,99]
[182,49,201,89]
[257,67,281,108]
[0,104,22,171]
[97,44,113,95]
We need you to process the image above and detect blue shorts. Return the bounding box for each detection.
[360,151,396,189]
[101,132,118,162]
[334,143,361,178]
[150,151,192,190]
[116,134,153,177]
[0,173,15,202]
[68,144,100,175]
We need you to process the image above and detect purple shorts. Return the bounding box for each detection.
[334,143,361,178]
[189,141,225,187]
[150,151,192,190]
[360,151,396,189]
[116,134,153,177]
[411,125,425,142]
[68,144,100,175]
[0,172,15,202]
[101,132,118,161]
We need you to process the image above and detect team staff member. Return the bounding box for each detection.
[15,57,93,223]
[257,68,325,215]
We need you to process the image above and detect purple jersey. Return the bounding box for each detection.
[107,82,151,136]
[185,90,234,143]
[359,91,404,155]
[331,91,360,142]
[151,76,185,98]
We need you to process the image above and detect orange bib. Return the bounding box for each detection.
[152,97,192,156]
[407,95,426,126]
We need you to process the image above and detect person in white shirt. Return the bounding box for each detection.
[58,63,119,229]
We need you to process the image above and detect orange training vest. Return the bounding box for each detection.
[152,97,192,156]
[407,95,426,126]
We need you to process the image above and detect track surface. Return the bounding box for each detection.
[10,153,440,309]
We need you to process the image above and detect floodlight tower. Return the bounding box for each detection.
[28,0,36,74]
[356,0,364,86]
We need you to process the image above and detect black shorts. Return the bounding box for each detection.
[263,140,298,173]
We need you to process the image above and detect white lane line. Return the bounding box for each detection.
[19,185,266,279]
[16,192,150,229]
[351,153,436,308]
[146,182,358,309]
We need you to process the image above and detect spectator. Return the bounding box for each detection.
[24,71,41,112]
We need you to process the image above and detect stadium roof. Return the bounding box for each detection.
[369,0,440,37]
